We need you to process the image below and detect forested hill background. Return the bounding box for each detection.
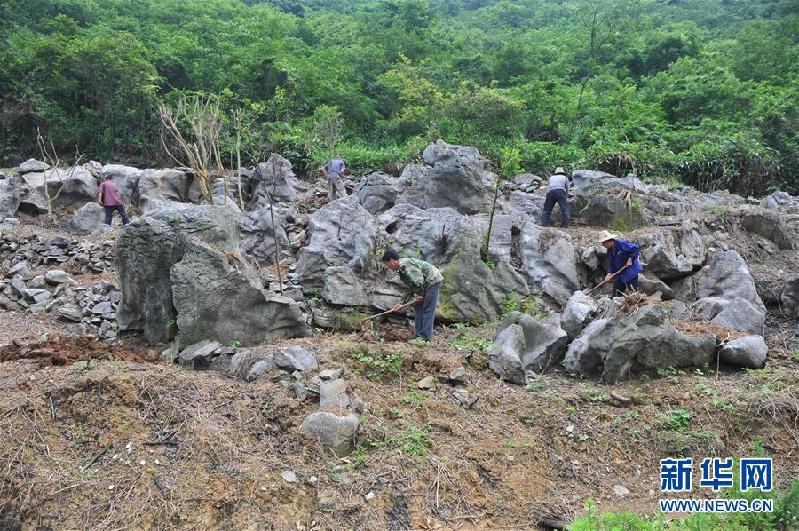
[0,0,797,194]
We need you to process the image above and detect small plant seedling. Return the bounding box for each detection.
[400,390,425,407]
[665,408,692,432]
[401,425,432,457]
[228,339,241,349]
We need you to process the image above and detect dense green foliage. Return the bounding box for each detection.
[1,0,797,194]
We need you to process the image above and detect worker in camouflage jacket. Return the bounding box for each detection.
[382,249,443,341]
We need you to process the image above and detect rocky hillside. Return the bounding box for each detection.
[0,141,798,529]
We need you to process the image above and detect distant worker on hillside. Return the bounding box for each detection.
[321,155,347,201]
[97,175,129,226]
[599,231,643,296]
[382,249,443,342]
[540,166,570,228]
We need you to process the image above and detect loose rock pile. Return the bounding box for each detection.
[0,261,121,339]
[0,233,114,274]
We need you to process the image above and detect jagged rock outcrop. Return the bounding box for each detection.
[137,168,197,212]
[116,214,309,346]
[520,221,584,305]
[240,206,289,265]
[488,312,568,384]
[378,203,528,322]
[378,204,469,265]
[170,242,310,348]
[19,167,98,213]
[561,291,599,339]
[396,140,490,215]
[782,279,799,319]
[248,154,306,209]
[357,171,401,215]
[0,173,21,219]
[296,195,379,290]
[692,250,766,334]
[18,159,50,174]
[741,210,797,251]
[563,303,716,383]
[116,218,188,344]
[437,229,529,322]
[636,223,706,279]
[146,201,242,250]
[761,191,799,214]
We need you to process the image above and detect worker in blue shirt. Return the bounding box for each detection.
[598,230,643,296]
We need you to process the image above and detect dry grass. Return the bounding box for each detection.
[2,326,799,529]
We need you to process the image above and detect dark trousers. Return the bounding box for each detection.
[104,204,129,226]
[613,276,639,297]
[414,282,441,341]
[541,189,569,227]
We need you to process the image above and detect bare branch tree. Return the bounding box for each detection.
[232,111,245,208]
[159,95,224,204]
[309,105,343,165]
[35,128,84,220]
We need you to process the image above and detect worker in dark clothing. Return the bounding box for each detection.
[540,166,570,227]
[599,231,643,296]
[382,249,443,341]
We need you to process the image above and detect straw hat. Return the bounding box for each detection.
[596,230,618,243]
[553,167,568,176]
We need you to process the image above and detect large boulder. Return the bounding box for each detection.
[695,250,762,301]
[137,168,197,211]
[70,202,105,232]
[741,210,797,250]
[396,140,490,215]
[761,191,799,214]
[572,171,697,222]
[637,224,706,279]
[357,171,401,215]
[19,167,98,213]
[692,250,766,334]
[18,159,50,174]
[170,242,311,349]
[487,324,526,384]
[378,204,470,265]
[248,154,306,209]
[563,303,717,383]
[296,195,379,289]
[719,336,767,369]
[378,203,528,322]
[488,312,568,384]
[240,206,289,265]
[116,218,188,344]
[0,173,21,219]
[520,221,584,305]
[561,291,599,339]
[147,201,242,250]
[100,164,144,205]
[116,216,310,346]
[693,297,765,335]
[437,229,529,323]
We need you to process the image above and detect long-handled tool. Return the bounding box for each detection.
[584,264,631,296]
[360,299,418,324]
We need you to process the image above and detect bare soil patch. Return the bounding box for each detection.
[0,336,159,367]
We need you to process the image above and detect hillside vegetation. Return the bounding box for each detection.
[1,0,798,194]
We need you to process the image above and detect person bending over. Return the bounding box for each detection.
[382,249,443,341]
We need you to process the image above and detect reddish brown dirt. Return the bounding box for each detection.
[0,336,160,367]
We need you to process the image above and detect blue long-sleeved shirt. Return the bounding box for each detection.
[607,239,643,283]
